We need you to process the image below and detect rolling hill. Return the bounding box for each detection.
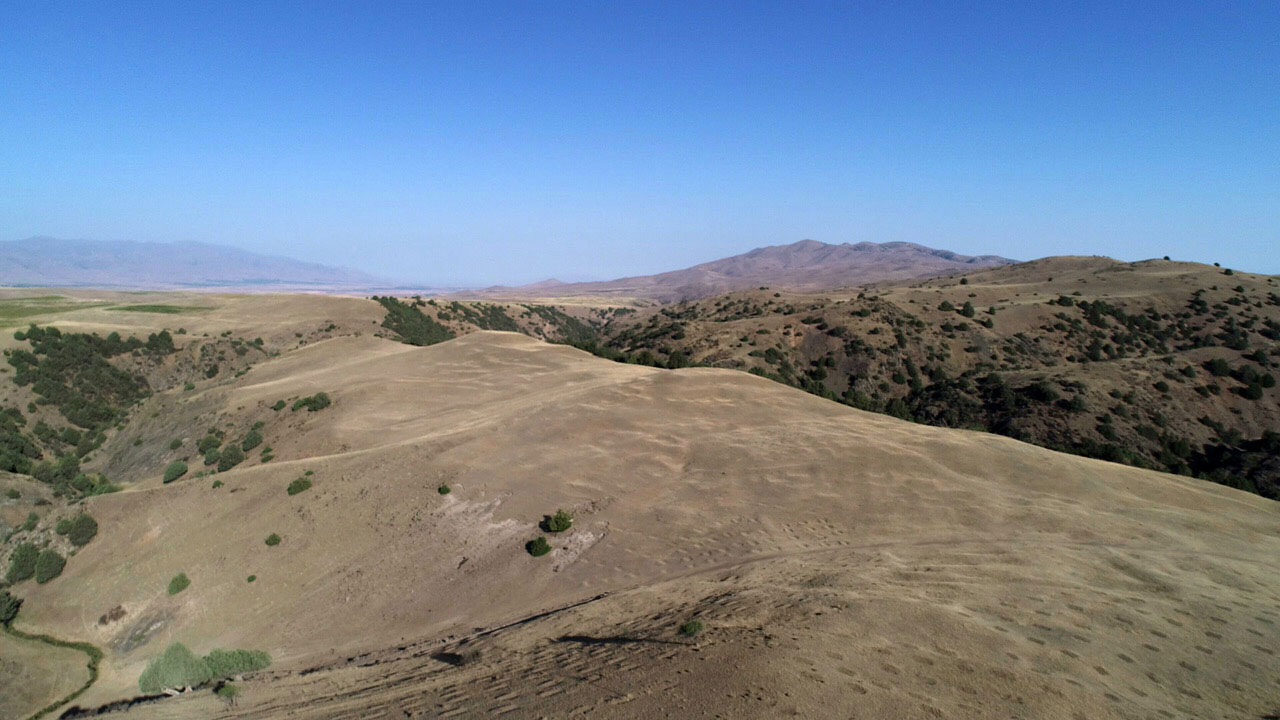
[473,240,1016,302]
[0,289,1276,719]
[570,256,1280,499]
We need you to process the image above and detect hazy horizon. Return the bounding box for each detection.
[3,3,1277,284]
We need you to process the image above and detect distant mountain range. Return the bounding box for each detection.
[475,240,1016,302]
[1,237,1014,298]
[0,237,388,289]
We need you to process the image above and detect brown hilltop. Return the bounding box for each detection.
[0,281,1276,720]
[469,239,1015,303]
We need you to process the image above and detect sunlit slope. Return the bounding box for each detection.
[16,331,1278,718]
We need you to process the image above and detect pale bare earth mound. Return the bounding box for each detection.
[10,330,1279,720]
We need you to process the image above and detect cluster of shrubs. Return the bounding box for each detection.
[373,296,454,346]
[5,542,64,584]
[138,642,270,693]
[291,392,331,412]
[55,514,98,546]
[8,324,174,430]
[527,509,572,557]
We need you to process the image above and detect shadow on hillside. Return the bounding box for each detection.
[554,634,683,646]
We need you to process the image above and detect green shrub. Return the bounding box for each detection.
[211,480,224,489]
[678,620,704,637]
[291,392,331,412]
[203,449,220,466]
[137,643,271,693]
[217,445,244,472]
[169,438,183,450]
[437,484,451,495]
[67,514,98,546]
[240,428,263,452]
[0,589,20,626]
[5,542,38,583]
[271,400,285,411]
[183,382,195,392]
[204,648,271,678]
[56,518,72,534]
[286,478,312,495]
[4,488,18,499]
[163,461,188,484]
[215,683,240,699]
[246,575,255,583]
[525,537,551,557]
[35,549,65,583]
[138,643,212,692]
[20,511,38,531]
[168,572,191,595]
[264,533,281,546]
[542,509,572,533]
[197,434,222,454]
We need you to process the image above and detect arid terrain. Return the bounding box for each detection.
[468,240,1016,303]
[1,279,1277,720]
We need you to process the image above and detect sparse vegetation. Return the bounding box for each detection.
[34,549,65,583]
[542,509,573,533]
[163,461,188,483]
[678,620,704,637]
[66,514,98,546]
[291,392,331,412]
[525,537,551,557]
[6,542,38,583]
[217,444,245,471]
[0,589,20,626]
[168,572,191,595]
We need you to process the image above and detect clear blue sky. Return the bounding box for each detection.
[2,1,1276,285]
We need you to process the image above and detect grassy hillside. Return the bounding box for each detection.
[0,284,1275,720]
[575,258,1280,498]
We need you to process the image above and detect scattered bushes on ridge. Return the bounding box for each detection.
[291,392,331,412]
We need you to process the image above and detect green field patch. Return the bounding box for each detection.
[107,304,215,314]
[0,297,112,326]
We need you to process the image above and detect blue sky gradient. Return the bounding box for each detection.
[2,1,1276,284]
